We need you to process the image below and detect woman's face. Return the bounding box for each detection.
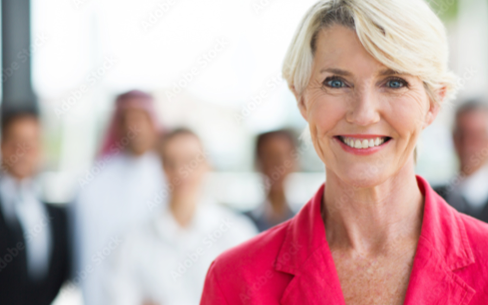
[161,134,208,194]
[298,25,440,188]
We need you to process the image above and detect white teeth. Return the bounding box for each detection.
[341,136,388,149]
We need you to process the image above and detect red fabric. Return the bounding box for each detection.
[200,176,488,304]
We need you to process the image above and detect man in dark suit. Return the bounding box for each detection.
[0,109,70,304]
[435,99,488,222]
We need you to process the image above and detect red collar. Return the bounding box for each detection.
[276,175,475,304]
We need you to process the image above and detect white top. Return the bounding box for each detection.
[460,163,488,210]
[0,173,52,280]
[106,201,257,305]
[73,151,167,305]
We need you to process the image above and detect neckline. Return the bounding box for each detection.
[276,175,475,305]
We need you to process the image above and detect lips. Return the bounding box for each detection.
[335,135,392,150]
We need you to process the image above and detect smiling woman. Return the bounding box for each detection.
[200,1,488,305]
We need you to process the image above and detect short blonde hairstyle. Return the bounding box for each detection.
[283,0,457,104]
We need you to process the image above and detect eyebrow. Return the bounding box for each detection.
[319,68,352,76]
[319,67,405,77]
[378,68,403,76]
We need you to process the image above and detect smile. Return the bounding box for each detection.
[334,135,392,155]
[337,136,391,149]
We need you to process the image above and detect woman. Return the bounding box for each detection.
[106,128,257,305]
[245,130,298,232]
[200,0,488,304]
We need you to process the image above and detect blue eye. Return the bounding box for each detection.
[327,79,345,88]
[386,79,406,89]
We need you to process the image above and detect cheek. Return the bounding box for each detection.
[306,95,347,136]
[383,93,428,140]
[27,149,40,161]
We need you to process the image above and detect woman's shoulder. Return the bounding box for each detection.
[209,219,291,278]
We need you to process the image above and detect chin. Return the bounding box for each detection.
[11,170,33,180]
[130,145,150,156]
[330,161,392,189]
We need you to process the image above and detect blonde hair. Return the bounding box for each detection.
[283,0,457,104]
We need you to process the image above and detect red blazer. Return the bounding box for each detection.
[200,176,488,304]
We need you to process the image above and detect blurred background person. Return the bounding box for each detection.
[106,128,257,305]
[0,109,70,305]
[435,99,488,222]
[245,130,298,232]
[72,90,167,305]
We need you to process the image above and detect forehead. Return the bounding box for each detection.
[120,107,149,117]
[260,135,294,150]
[162,134,202,156]
[313,25,386,73]
[4,116,40,135]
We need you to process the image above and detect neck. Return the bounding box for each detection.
[169,187,200,228]
[3,169,31,183]
[267,185,289,216]
[324,161,423,256]
[126,147,150,158]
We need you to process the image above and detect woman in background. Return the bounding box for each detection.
[201,0,488,304]
[72,90,167,305]
[246,130,298,232]
[107,128,257,305]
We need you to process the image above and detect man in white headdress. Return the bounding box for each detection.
[71,90,167,305]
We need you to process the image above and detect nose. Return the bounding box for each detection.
[345,86,380,126]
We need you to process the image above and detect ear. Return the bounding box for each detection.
[291,85,309,121]
[436,86,448,104]
[423,87,446,129]
[423,102,440,129]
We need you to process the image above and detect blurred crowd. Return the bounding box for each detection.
[0,90,487,305]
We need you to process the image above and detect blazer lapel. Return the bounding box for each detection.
[275,184,346,305]
[404,177,476,305]
[279,245,346,305]
[403,243,475,305]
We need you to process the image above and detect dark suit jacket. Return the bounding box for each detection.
[0,202,70,305]
[435,185,488,223]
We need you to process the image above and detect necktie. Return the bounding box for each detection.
[14,183,51,281]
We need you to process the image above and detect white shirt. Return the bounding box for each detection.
[106,200,257,305]
[73,151,166,305]
[460,163,488,210]
[0,173,52,280]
